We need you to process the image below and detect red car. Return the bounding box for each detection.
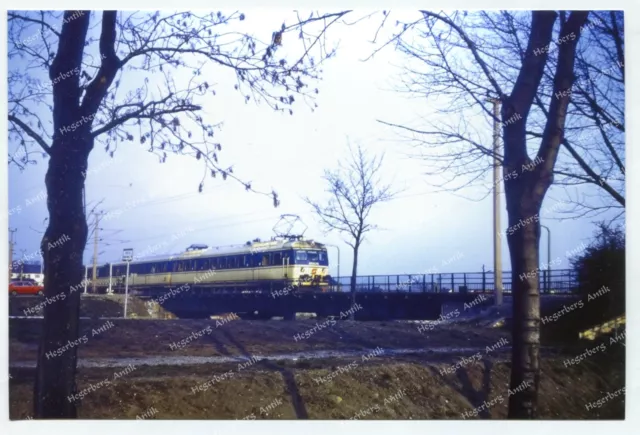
[9,280,44,296]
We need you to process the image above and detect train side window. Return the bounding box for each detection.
[219,257,227,269]
[262,253,270,267]
[244,255,251,267]
[150,264,156,274]
[273,252,282,265]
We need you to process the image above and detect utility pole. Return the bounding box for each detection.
[488,97,503,306]
[9,228,17,285]
[91,211,103,293]
[19,249,26,278]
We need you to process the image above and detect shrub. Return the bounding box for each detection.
[541,222,625,342]
[570,222,625,323]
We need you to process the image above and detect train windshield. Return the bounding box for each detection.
[295,250,327,263]
[295,250,320,262]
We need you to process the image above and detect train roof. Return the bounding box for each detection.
[106,237,326,266]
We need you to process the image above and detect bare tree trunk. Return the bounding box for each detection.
[505,186,542,418]
[350,244,359,320]
[34,133,91,418]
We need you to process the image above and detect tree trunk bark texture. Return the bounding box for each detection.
[505,203,542,418]
[34,133,92,418]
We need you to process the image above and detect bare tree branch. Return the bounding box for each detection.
[8,114,51,155]
[305,141,397,309]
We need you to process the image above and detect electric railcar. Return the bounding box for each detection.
[91,237,331,293]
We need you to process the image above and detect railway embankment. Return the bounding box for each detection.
[8,317,624,419]
[8,342,623,419]
[9,294,174,319]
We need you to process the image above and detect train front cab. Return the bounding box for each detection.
[287,248,330,292]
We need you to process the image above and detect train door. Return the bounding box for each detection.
[244,254,254,283]
[256,252,270,282]
[282,252,291,287]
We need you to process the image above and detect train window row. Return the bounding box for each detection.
[96,250,302,277]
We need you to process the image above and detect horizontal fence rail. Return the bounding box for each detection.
[332,269,579,294]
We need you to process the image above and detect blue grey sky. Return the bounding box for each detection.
[7,9,622,278]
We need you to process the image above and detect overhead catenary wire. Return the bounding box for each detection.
[89,214,283,265]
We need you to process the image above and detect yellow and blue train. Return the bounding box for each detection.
[92,236,331,293]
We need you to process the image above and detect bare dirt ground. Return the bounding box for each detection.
[8,317,624,420]
[9,317,513,360]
